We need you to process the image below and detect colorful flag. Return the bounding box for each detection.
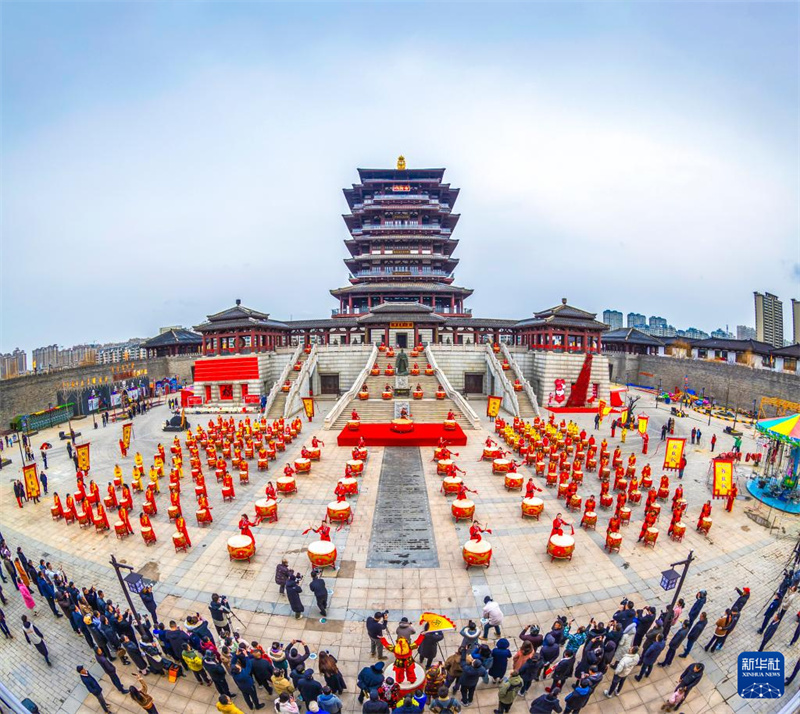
[663,437,686,471]
[486,395,502,418]
[22,463,40,500]
[712,459,734,497]
[620,407,629,425]
[302,397,315,420]
[419,612,456,632]
[638,415,649,435]
[597,398,607,416]
[75,442,91,472]
[122,423,133,450]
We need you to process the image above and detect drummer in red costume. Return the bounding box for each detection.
[238,513,260,541]
[607,513,621,536]
[725,483,738,512]
[311,436,324,448]
[672,485,684,509]
[551,513,570,537]
[304,519,332,541]
[447,410,456,421]
[667,508,682,537]
[175,515,191,547]
[485,437,497,448]
[119,507,134,534]
[697,501,712,528]
[565,481,578,504]
[139,511,155,536]
[638,510,657,541]
[284,464,295,479]
[455,483,478,501]
[351,409,360,421]
[615,492,627,516]
[265,481,277,500]
[334,481,349,502]
[645,488,657,510]
[445,462,465,478]
[469,520,492,542]
[524,478,543,499]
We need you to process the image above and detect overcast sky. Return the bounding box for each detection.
[2,2,798,355]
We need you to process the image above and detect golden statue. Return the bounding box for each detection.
[396,155,406,170]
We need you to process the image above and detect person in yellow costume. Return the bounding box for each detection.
[114,464,124,487]
[132,468,143,492]
[379,632,425,684]
[149,466,160,493]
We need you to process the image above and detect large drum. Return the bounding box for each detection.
[141,526,155,546]
[172,532,189,553]
[353,447,368,461]
[442,476,463,495]
[581,511,597,530]
[114,521,129,539]
[586,458,597,472]
[698,517,712,535]
[228,535,255,562]
[483,447,501,461]
[649,503,662,520]
[452,498,475,522]
[605,532,622,553]
[547,534,575,561]
[307,540,337,569]
[443,419,457,431]
[338,477,359,496]
[568,494,582,512]
[306,448,321,461]
[347,460,364,475]
[657,486,670,501]
[504,474,523,491]
[557,482,569,499]
[644,527,659,548]
[433,447,448,461]
[629,490,642,504]
[675,498,687,513]
[255,498,278,522]
[492,459,511,474]
[437,459,454,475]
[521,497,544,519]
[167,505,180,521]
[641,475,653,490]
[327,500,352,524]
[615,478,628,493]
[277,476,297,495]
[571,470,583,485]
[535,460,545,475]
[670,522,686,542]
[620,506,632,525]
[295,458,311,474]
[347,419,361,431]
[463,538,492,568]
[258,457,269,471]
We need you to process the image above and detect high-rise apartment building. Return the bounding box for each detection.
[736,325,756,341]
[627,312,647,329]
[792,299,800,345]
[754,292,784,348]
[32,344,60,372]
[649,316,667,330]
[0,348,28,379]
[602,310,623,330]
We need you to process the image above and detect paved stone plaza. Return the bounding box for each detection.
[0,394,796,714]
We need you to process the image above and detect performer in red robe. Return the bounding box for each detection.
[672,485,684,509]
[265,481,277,500]
[334,481,348,503]
[238,514,259,541]
[638,510,657,541]
[139,511,154,533]
[52,492,64,518]
[667,508,682,537]
[350,409,360,421]
[106,483,118,509]
[550,513,569,537]
[584,495,596,514]
[379,633,426,685]
[311,436,324,448]
[119,484,133,510]
[284,464,295,479]
[525,478,543,499]
[94,504,110,530]
[615,492,627,517]
[697,501,712,529]
[607,514,621,535]
[119,506,134,534]
[455,483,478,501]
[725,484,738,512]
[469,520,492,542]
[304,519,332,541]
[175,515,191,547]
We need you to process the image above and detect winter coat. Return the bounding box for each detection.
[498,673,523,704]
[458,660,487,688]
[251,656,274,685]
[668,626,689,650]
[418,630,444,659]
[539,634,560,664]
[396,622,416,640]
[286,579,304,614]
[678,663,705,690]
[552,655,575,681]
[287,644,310,670]
[318,692,343,714]
[183,649,205,672]
[563,682,591,710]
[164,628,190,659]
[124,640,148,670]
[362,695,390,714]
[309,578,328,605]
[482,600,504,626]
[519,627,543,651]
[640,641,665,666]
[297,671,324,702]
[272,673,295,697]
[232,658,257,692]
[460,625,480,649]
[528,692,563,713]
[613,652,640,678]
[488,639,513,679]
[95,652,118,676]
[80,672,103,695]
[732,589,750,612]
[686,619,707,643]
[688,596,706,623]
[618,623,637,654]
[204,658,230,681]
[357,664,385,693]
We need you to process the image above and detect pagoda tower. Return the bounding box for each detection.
[330,157,473,317]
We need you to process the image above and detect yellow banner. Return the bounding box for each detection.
[419,612,456,632]
[75,443,91,472]
[597,399,607,415]
[302,397,315,420]
[487,395,502,418]
[22,463,40,500]
[638,415,649,434]
[713,459,734,497]
[663,437,685,470]
[122,423,132,449]
[620,408,629,425]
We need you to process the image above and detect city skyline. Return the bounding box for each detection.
[2,3,798,354]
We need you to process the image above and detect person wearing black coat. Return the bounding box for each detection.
[732,587,750,613]
[363,690,390,714]
[687,591,707,627]
[100,617,122,653]
[286,575,305,619]
[660,606,675,639]
[275,560,292,595]
[95,649,128,693]
[56,589,75,626]
[551,650,575,691]
[758,614,781,652]
[123,635,149,674]
[458,658,487,705]
[288,641,311,670]
[297,669,324,704]
[659,621,689,667]
[539,634,560,668]
[35,574,61,618]
[528,687,563,713]
[231,656,264,709]
[634,636,664,681]
[758,594,783,634]
[139,586,158,623]
[418,626,445,670]
[563,678,591,714]
[78,666,112,713]
[632,608,655,648]
[89,622,112,659]
[309,571,328,617]
[612,602,636,630]
[678,663,705,693]
[2,557,18,588]
[518,654,540,695]
[599,640,616,674]
[679,613,707,658]
[519,625,544,651]
[140,641,168,675]
[204,653,235,697]
[164,622,191,669]
[73,610,94,650]
[574,643,601,679]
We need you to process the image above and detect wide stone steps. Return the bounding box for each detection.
[267,351,308,419]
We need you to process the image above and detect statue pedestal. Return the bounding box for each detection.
[394,375,410,397]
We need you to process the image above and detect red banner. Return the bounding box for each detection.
[663,437,686,470]
[487,395,502,418]
[712,459,734,497]
[244,394,261,404]
[75,442,91,472]
[22,463,40,500]
[186,396,203,406]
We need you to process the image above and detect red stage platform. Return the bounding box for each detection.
[337,423,468,447]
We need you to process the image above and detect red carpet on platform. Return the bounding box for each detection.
[545,406,598,414]
[337,423,468,447]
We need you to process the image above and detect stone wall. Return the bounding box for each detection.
[0,355,195,429]
[606,354,800,410]
[312,346,373,395]
[430,346,487,392]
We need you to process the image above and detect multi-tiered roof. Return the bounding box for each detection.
[330,157,473,317]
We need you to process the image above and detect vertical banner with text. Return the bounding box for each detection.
[663,437,686,470]
[487,395,502,418]
[302,397,315,421]
[22,463,40,500]
[75,443,91,472]
[713,459,734,497]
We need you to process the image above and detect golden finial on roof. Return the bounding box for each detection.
[396,155,406,170]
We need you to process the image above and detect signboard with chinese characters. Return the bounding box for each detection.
[738,652,783,700]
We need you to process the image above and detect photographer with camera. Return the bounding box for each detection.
[366,611,389,659]
[210,594,233,637]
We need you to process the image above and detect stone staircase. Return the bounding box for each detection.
[267,350,309,418]
[330,351,473,430]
